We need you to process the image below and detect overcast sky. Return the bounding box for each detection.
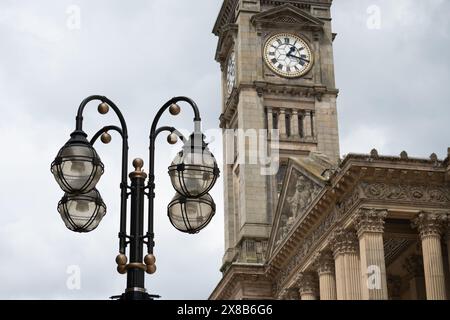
[0,0,449,300]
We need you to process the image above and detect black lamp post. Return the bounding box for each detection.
[51,95,219,300]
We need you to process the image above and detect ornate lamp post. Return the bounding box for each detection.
[51,95,219,300]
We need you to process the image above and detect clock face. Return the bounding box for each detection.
[226,51,236,95]
[264,33,313,78]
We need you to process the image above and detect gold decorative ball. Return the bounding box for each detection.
[117,265,127,275]
[144,254,156,266]
[98,102,110,115]
[133,158,144,170]
[169,103,181,116]
[167,133,178,145]
[115,254,127,266]
[101,132,112,144]
[146,264,157,275]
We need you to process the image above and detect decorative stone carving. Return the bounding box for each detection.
[355,208,388,237]
[274,188,361,295]
[330,228,359,257]
[275,172,321,247]
[287,175,319,219]
[313,251,335,275]
[296,273,318,297]
[237,239,268,264]
[360,183,450,204]
[278,287,300,300]
[370,149,379,159]
[412,212,448,239]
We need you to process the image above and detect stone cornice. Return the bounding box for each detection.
[213,0,238,36]
[254,81,338,100]
[209,263,268,300]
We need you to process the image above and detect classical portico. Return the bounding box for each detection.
[211,150,450,300]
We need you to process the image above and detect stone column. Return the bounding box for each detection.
[303,110,312,138]
[413,212,448,300]
[296,273,318,300]
[278,108,287,139]
[314,251,337,300]
[266,107,273,139]
[290,109,299,138]
[356,208,389,300]
[330,229,362,300]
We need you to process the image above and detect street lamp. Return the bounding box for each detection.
[168,133,220,198]
[50,95,219,300]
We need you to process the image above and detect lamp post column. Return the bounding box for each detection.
[125,158,148,300]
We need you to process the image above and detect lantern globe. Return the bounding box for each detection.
[167,193,215,234]
[57,188,107,233]
[168,133,219,198]
[51,131,104,194]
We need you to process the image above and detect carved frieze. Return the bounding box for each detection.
[360,183,450,204]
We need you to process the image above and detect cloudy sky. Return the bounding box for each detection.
[0,0,449,299]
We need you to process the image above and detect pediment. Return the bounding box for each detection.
[251,4,324,29]
[267,153,335,258]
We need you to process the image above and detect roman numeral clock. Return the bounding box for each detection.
[264,33,313,78]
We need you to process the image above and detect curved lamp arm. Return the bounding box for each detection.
[75,96,130,254]
[146,97,202,254]
[154,126,186,143]
[90,125,124,145]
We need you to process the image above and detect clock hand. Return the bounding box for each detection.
[287,53,310,63]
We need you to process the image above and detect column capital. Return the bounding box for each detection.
[403,254,424,278]
[295,272,318,296]
[355,208,388,237]
[278,287,299,300]
[330,228,359,258]
[313,251,335,275]
[412,212,448,239]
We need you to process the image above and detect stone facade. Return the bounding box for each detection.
[211,0,450,300]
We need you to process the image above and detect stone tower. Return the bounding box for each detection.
[214,0,340,273]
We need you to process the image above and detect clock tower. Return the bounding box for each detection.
[214,0,340,276]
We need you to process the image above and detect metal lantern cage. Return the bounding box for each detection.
[51,131,104,194]
[167,193,216,234]
[57,188,107,233]
[168,133,220,198]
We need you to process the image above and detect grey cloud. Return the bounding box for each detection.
[0,0,449,299]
